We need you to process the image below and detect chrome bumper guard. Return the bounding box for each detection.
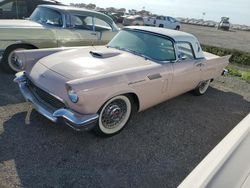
[14,72,99,131]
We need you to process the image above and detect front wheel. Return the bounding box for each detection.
[94,95,133,136]
[193,80,211,95]
[2,45,33,73]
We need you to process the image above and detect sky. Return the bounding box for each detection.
[60,0,250,25]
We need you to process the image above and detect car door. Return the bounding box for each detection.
[169,42,202,97]
[56,14,100,47]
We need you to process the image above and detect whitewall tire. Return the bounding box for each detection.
[95,95,132,136]
[194,80,211,95]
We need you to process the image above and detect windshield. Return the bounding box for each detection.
[108,30,176,61]
[30,7,63,27]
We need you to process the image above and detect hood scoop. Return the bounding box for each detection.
[89,50,121,58]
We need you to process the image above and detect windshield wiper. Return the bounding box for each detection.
[107,45,122,50]
[108,46,151,60]
[123,48,151,60]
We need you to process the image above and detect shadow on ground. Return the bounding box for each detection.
[0,82,249,188]
[0,69,24,106]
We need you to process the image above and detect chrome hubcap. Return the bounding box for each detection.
[8,48,25,72]
[101,99,127,129]
[199,80,210,93]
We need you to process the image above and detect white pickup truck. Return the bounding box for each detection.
[144,16,181,30]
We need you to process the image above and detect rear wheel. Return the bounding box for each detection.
[94,95,133,136]
[2,45,34,73]
[159,24,164,28]
[193,80,211,95]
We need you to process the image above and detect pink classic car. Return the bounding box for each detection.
[14,26,230,136]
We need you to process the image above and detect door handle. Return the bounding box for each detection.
[91,33,97,35]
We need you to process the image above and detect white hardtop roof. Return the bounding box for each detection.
[124,26,197,42]
[124,26,204,59]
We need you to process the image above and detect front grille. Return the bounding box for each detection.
[27,79,65,109]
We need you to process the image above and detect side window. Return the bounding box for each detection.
[93,17,111,31]
[169,17,176,23]
[70,15,93,30]
[0,0,17,18]
[16,0,27,18]
[0,0,14,11]
[177,42,195,60]
[30,7,63,27]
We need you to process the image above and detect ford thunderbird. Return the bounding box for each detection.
[14,26,230,136]
[0,4,118,73]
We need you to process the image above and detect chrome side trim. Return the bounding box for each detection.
[14,72,99,131]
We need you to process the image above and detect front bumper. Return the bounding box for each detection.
[14,72,99,131]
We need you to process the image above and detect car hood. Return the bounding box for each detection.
[0,19,42,28]
[38,46,152,80]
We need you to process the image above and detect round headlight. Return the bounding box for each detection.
[68,89,79,103]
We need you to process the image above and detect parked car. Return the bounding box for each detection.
[144,16,181,30]
[218,17,231,31]
[113,12,125,23]
[14,26,230,136]
[179,113,250,188]
[123,15,144,26]
[0,0,63,19]
[97,10,118,23]
[98,11,125,24]
[0,5,119,73]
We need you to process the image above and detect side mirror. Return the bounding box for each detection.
[178,53,187,60]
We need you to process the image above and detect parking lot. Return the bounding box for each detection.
[181,24,250,52]
[0,69,249,187]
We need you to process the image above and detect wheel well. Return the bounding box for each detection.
[126,93,140,112]
[5,43,38,53]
